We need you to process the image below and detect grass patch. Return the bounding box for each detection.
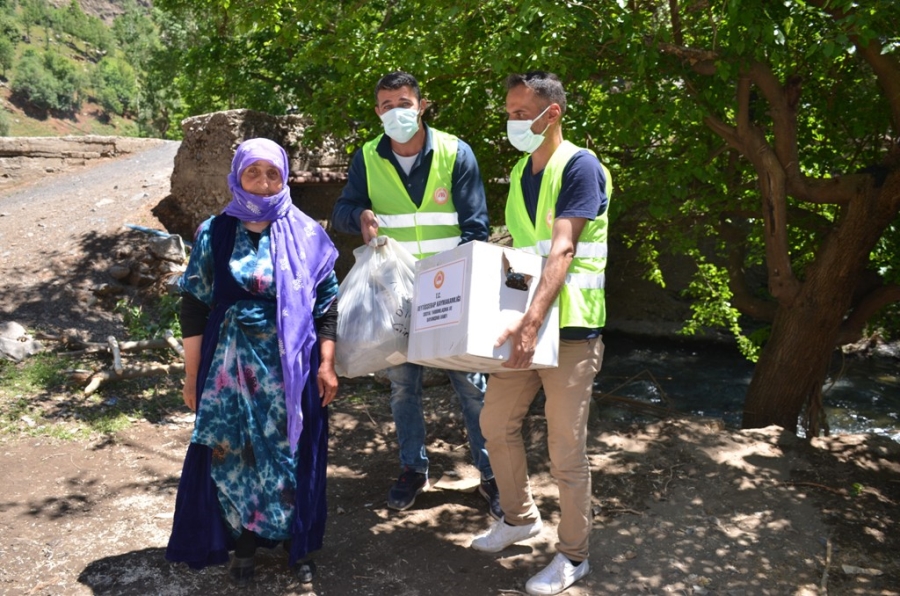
[0,353,68,395]
[1,351,186,441]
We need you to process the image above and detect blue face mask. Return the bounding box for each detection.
[506,105,552,153]
[380,107,420,143]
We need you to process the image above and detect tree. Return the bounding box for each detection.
[150,0,900,435]
[0,36,14,76]
[93,56,138,116]
[12,47,84,113]
[112,0,160,71]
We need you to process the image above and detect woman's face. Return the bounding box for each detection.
[240,160,283,196]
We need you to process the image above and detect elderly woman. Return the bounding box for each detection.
[166,138,339,586]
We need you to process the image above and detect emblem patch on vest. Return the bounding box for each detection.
[434,187,449,205]
[546,208,554,227]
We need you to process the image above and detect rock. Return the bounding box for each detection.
[147,234,186,263]
[0,321,43,361]
[151,108,358,278]
[92,282,126,296]
[153,109,347,242]
[108,264,131,280]
[127,270,157,288]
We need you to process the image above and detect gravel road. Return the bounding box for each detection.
[0,140,181,338]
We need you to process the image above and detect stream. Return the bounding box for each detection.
[595,332,900,442]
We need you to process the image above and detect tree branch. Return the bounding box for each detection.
[837,283,900,345]
[668,0,683,46]
[808,0,900,133]
[744,63,809,201]
[703,112,800,304]
[717,218,778,321]
[82,363,186,396]
[736,75,750,137]
[856,40,900,135]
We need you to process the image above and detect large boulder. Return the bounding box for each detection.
[152,109,349,240]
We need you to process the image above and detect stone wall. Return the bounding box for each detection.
[0,135,166,189]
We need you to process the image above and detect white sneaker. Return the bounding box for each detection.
[470,517,543,553]
[525,553,590,595]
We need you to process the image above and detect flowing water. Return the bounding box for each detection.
[595,332,900,442]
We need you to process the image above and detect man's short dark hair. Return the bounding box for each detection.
[506,71,567,114]
[375,71,422,103]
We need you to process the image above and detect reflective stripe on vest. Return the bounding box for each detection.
[362,129,462,259]
[523,239,609,260]
[505,141,611,329]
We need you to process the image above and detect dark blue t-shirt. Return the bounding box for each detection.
[519,150,609,339]
[521,150,608,223]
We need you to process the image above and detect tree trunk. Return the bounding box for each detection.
[743,173,900,432]
[742,289,842,432]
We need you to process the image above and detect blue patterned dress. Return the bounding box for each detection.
[166,214,337,568]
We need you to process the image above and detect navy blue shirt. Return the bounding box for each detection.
[520,150,609,224]
[519,149,609,340]
[331,125,490,243]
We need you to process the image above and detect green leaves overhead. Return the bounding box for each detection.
[146,0,900,348]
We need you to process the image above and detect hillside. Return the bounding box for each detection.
[1,84,139,136]
[47,0,151,24]
[1,0,153,138]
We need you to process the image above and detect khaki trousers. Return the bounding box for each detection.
[481,337,604,561]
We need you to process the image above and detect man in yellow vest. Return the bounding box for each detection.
[470,71,610,596]
[332,71,500,519]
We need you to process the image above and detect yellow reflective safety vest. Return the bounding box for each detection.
[362,129,462,259]
[505,141,611,329]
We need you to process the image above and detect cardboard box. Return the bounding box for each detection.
[407,240,559,372]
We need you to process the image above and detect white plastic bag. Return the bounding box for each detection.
[335,236,417,378]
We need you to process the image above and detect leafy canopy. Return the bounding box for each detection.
[147,0,900,350]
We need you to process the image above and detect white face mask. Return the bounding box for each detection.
[380,107,420,143]
[506,105,552,153]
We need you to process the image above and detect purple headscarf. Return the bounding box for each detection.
[223,138,337,454]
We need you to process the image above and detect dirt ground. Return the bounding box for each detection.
[1,143,899,596]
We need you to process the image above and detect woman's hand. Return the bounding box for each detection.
[181,335,203,412]
[317,363,338,406]
[318,338,338,406]
[182,380,197,412]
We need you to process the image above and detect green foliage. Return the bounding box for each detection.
[140,0,900,356]
[680,260,763,361]
[45,0,114,55]
[0,109,8,136]
[0,353,67,396]
[11,47,84,113]
[130,8,186,138]
[92,56,138,115]
[112,0,160,71]
[0,11,18,42]
[0,35,14,74]
[0,0,167,136]
[0,352,184,439]
[115,294,182,340]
